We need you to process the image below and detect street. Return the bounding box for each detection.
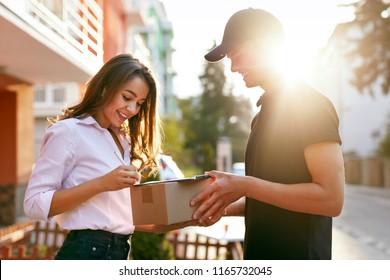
[4,183,388,261]
[332,184,390,260]
[189,183,390,260]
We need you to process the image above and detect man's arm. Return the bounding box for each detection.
[192,142,345,224]
[245,141,345,216]
[135,220,200,234]
[224,197,245,216]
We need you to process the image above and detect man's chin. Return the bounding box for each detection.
[243,79,257,88]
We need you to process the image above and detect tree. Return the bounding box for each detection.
[161,113,184,158]
[180,59,253,171]
[377,116,390,158]
[339,1,390,158]
[378,132,390,157]
[343,0,390,95]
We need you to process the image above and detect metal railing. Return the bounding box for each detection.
[1,0,103,64]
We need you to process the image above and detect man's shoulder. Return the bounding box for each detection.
[287,80,334,107]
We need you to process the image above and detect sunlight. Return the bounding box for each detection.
[275,40,314,81]
[161,0,355,98]
[271,1,355,81]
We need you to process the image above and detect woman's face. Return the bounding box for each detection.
[95,76,149,128]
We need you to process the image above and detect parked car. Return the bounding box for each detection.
[157,154,185,180]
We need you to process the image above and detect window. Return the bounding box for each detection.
[34,88,46,103]
[53,87,66,103]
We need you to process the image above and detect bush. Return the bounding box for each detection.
[131,231,174,260]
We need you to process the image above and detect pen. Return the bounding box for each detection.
[114,150,127,165]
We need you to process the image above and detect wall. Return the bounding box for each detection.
[103,0,127,62]
[0,73,34,225]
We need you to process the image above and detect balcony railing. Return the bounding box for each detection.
[1,0,103,65]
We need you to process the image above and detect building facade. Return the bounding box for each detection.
[311,23,390,158]
[126,0,177,117]
[0,0,175,225]
[0,0,104,225]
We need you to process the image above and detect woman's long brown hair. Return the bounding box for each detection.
[48,54,162,171]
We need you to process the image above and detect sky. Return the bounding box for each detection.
[160,0,356,99]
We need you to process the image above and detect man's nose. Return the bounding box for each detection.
[230,61,239,73]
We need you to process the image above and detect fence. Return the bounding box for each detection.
[0,220,36,247]
[0,221,243,260]
[0,220,68,260]
[345,157,390,188]
[168,230,243,260]
[0,244,55,260]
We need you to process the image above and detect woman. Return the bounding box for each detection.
[24,54,194,260]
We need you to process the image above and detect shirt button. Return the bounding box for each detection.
[92,247,96,251]
[108,244,111,248]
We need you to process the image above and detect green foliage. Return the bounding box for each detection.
[377,132,390,158]
[161,114,184,156]
[179,60,253,172]
[343,0,390,95]
[202,143,215,171]
[159,111,201,175]
[131,231,174,260]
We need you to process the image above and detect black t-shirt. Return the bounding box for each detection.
[244,80,341,260]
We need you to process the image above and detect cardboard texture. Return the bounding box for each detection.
[130,178,211,225]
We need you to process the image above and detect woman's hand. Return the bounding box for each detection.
[101,164,141,191]
[48,164,140,217]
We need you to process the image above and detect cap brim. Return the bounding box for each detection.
[204,43,235,62]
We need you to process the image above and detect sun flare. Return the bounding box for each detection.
[162,0,355,98]
[275,40,314,81]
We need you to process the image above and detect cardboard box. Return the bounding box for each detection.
[130,177,211,225]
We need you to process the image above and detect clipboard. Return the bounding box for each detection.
[134,174,210,186]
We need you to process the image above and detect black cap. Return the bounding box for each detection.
[204,8,285,62]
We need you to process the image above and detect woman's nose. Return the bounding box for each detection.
[126,104,136,113]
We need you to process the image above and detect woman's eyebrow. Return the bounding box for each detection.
[124,89,146,101]
[124,89,137,97]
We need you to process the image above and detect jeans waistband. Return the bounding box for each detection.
[69,229,131,244]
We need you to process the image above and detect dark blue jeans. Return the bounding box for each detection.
[55,229,131,260]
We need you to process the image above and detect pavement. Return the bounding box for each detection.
[186,184,390,260]
[332,184,390,260]
[332,227,390,260]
